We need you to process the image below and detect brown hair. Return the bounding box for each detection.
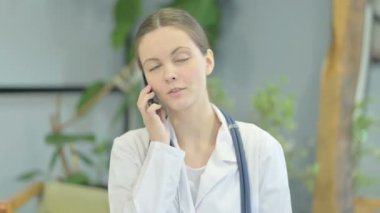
[135,8,210,71]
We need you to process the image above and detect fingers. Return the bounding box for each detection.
[146,103,162,115]
[157,108,167,123]
[136,87,169,144]
[137,86,163,122]
[137,85,156,111]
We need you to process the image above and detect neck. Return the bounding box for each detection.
[168,102,221,149]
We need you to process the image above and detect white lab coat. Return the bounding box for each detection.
[108,106,292,213]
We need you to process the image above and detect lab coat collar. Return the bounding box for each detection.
[166,104,237,163]
[166,105,238,208]
[196,105,238,207]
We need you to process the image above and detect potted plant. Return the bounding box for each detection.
[352,100,380,212]
[251,79,319,192]
[2,1,230,212]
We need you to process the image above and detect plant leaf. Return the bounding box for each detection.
[49,147,61,171]
[93,140,112,155]
[125,34,136,65]
[112,0,141,48]
[73,149,93,166]
[45,133,95,145]
[63,172,90,185]
[17,169,44,182]
[76,81,106,115]
[167,0,220,49]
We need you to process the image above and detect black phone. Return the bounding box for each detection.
[142,73,160,105]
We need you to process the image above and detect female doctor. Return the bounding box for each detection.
[108,8,292,213]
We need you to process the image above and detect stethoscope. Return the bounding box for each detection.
[169,110,251,213]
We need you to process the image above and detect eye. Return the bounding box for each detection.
[149,64,161,71]
[174,53,190,63]
[175,58,189,63]
[145,62,161,72]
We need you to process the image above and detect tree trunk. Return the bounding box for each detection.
[312,0,365,212]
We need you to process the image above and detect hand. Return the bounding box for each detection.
[137,85,170,144]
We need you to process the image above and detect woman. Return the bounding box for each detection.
[108,8,292,213]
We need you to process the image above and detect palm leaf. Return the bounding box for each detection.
[45,133,95,145]
[76,81,106,116]
[49,147,61,171]
[93,140,112,155]
[17,169,44,182]
[112,0,141,48]
[73,149,93,166]
[63,172,90,185]
[167,0,220,48]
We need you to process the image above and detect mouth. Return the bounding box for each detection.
[167,87,185,95]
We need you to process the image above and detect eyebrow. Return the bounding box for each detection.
[171,46,190,56]
[142,46,191,67]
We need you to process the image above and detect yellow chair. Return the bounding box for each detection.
[354,197,380,213]
[3,183,378,213]
[0,182,109,213]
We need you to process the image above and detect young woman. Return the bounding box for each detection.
[108,8,292,213]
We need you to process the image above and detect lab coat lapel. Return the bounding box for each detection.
[195,122,237,208]
[166,120,195,211]
[166,105,238,209]
[177,166,196,212]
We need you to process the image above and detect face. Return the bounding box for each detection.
[138,26,214,111]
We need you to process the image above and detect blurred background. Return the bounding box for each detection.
[0,0,379,212]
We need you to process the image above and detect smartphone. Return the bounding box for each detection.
[142,73,160,106]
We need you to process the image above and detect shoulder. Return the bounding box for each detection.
[114,127,149,145]
[236,121,284,157]
[111,128,150,160]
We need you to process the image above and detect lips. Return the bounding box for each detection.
[167,87,185,94]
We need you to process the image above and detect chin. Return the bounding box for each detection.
[164,99,194,112]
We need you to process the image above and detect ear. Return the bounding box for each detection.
[205,49,215,76]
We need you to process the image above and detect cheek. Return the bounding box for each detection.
[182,61,207,81]
[146,75,163,93]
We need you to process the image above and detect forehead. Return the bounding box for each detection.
[138,26,198,60]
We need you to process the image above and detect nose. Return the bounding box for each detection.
[163,63,177,83]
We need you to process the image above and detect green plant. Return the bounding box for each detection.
[352,100,380,193]
[252,80,319,191]
[18,95,113,186]
[18,0,229,187]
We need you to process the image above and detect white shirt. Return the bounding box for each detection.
[186,165,206,205]
[108,106,292,213]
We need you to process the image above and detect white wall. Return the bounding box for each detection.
[358,62,380,197]
[0,1,124,212]
[0,0,123,86]
[216,1,331,211]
